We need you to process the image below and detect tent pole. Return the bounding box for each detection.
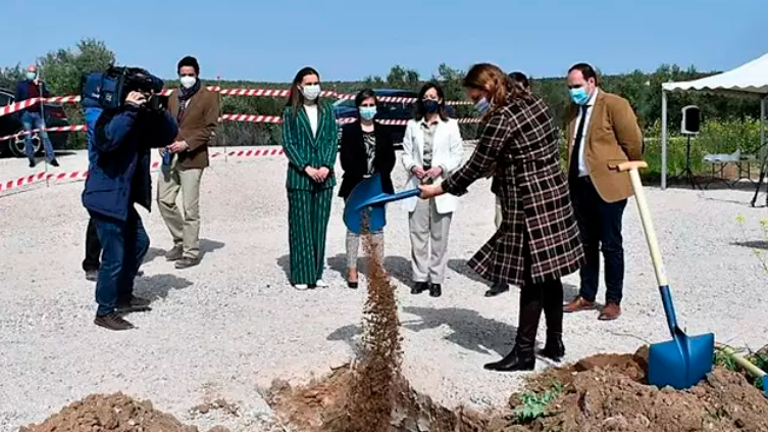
[661,89,668,190]
[761,96,766,162]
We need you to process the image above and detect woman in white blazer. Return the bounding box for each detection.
[400,82,464,297]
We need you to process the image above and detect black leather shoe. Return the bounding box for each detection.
[484,345,535,372]
[539,335,565,362]
[411,282,429,295]
[347,280,358,289]
[429,283,442,298]
[485,282,509,297]
[49,159,60,167]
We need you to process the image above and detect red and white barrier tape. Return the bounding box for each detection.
[0,125,86,143]
[0,117,480,143]
[220,115,481,126]
[0,161,159,194]
[0,146,288,195]
[224,147,285,158]
[0,141,483,196]
[0,87,474,118]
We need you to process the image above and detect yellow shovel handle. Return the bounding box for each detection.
[717,344,767,379]
[612,161,668,287]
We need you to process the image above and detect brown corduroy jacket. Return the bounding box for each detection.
[167,87,219,169]
[565,89,643,203]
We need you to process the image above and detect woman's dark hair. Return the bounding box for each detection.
[414,81,448,122]
[354,88,377,108]
[463,63,531,114]
[286,66,321,118]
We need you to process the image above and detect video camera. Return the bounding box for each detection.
[81,65,168,111]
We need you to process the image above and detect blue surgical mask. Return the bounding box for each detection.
[569,87,590,105]
[26,72,36,80]
[359,106,377,120]
[475,97,490,114]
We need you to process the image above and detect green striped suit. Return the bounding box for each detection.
[281,102,339,285]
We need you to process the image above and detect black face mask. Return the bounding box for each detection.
[423,100,439,113]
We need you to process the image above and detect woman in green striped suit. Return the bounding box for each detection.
[281,66,339,290]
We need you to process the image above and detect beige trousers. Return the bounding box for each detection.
[157,160,204,260]
[408,198,453,284]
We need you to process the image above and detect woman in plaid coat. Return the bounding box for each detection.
[420,63,584,373]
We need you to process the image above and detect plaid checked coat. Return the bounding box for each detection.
[441,95,585,287]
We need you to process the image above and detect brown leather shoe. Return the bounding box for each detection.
[94,313,135,331]
[563,296,595,313]
[599,303,622,321]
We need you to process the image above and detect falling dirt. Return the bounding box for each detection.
[19,392,229,432]
[344,230,404,432]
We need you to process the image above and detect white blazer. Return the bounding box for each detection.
[400,117,464,214]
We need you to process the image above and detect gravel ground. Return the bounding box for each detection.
[1,147,767,431]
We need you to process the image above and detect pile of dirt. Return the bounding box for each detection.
[266,348,768,432]
[264,365,492,432]
[19,392,229,432]
[512,348,768,432]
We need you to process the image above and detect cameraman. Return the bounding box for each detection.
[83,88,178,331]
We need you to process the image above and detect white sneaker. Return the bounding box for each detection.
[315,280,329,288]
[294,284,309,291]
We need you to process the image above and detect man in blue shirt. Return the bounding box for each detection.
[83,89,178,331]
[15,65,59,168]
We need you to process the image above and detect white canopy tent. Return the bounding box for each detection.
[660,52,768,189]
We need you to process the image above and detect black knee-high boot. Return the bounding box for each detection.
[484,284,542,372]
[540,279,566,362]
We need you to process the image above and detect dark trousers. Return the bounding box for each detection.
[82,218,101,272]
[570,176,627,304]
[90,208,149,316]
[515,230,564,351]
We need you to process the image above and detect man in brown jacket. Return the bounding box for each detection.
[562,63,643,321]
[158,56,219,269]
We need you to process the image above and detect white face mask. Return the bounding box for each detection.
[180,76,197,89]
[301,84,321,101]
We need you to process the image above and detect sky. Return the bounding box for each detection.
[1,0,766,83]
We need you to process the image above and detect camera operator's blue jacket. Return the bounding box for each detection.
[82,106,178,221]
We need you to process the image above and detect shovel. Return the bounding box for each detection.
[343,173,420,235]
[616,161,714,390]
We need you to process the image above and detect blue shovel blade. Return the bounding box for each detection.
[343,174,387,235]
[354,188,421,211]
[763,376,768,398]
[648,331,714,390]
